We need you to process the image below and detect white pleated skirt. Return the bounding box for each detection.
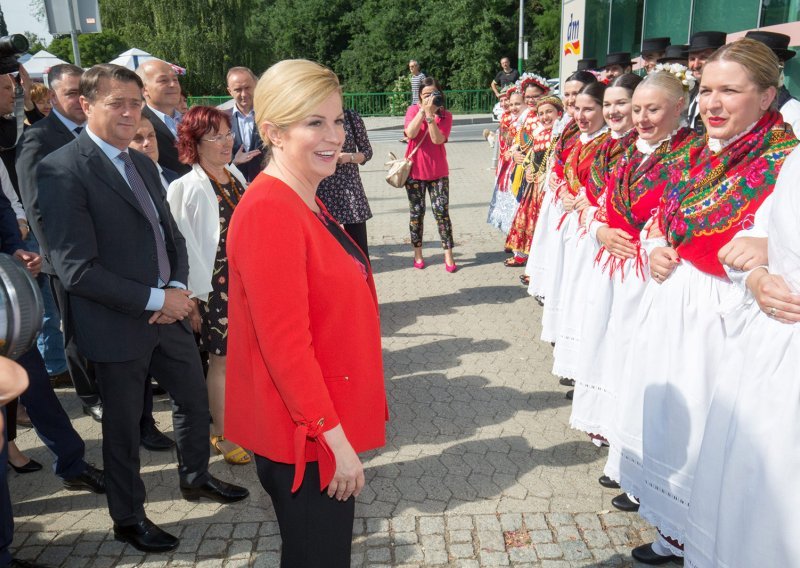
[612,261,739,543]
[570,248,649,442]
[684,309,800,568]
[527,187,559,299]
[539,211,579,343]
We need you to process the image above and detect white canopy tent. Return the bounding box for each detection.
[23,50,71,82]
[109,48,186,75]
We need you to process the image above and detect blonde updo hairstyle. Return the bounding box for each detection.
[635,71,687,111]
[254,59,342,148]
[704,38,780,100]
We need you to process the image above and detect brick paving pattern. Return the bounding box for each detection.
[8,126,665,566]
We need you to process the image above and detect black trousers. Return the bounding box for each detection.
[255,455,354,568]
[1,406,13,567]
[343,222,369,261]
[48,274,99,407]
[94,321,211,525]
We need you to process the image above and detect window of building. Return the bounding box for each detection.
[691,0,759,35]
[642,0,692,44]
[609,0,645,54]
[761,0,800,26]
[584,0,612,65]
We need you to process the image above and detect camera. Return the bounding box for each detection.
[0,253,44,360]
[0,34,30,75]
[431,91,444,108]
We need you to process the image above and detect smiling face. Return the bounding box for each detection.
[140,60,180,113]
[537,103,561,128]
[508,93,524,117]
[688,48,716,81]
[632,84,683,142]
[562,80,585,116]
[641,52,663,73]
[266,90,345,186]
[82,78,144,150]
[603,86,634,134]
[574,93,605,133]
[524,85,545,107]
[197,123,235,171]
[699,59,775,141]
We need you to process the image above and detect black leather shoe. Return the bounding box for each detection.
[9,458,43,474]
[82,403,103,422]
[598,475,620,489]
[631,543,683,565]
[113,518,179,553]
[612,492,639,512]
[63,464,105,493]
[565,389,574,400]
[559,377,575,387]
[140,422,175,451]
[180,476,249,504]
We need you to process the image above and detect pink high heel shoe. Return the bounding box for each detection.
[413,259,426,269]
[445,262,457,273]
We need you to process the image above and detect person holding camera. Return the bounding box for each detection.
[403,77,456,272]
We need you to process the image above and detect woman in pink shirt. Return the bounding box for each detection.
[403,77,456,272]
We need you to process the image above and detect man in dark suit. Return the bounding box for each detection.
[137,60,191,176]
[37,64,248,553]
[17,64,173,450]
[1,174,104,568]
[225,66,266,182]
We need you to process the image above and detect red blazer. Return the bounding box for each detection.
[225,174,388,491]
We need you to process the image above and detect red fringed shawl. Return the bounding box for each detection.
[563,130,611,196]
[585,130,638,207]
[660,110,798,278]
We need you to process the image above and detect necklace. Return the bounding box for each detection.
[204,168,242,210]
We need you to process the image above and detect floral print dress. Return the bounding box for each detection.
[200,177,244,356]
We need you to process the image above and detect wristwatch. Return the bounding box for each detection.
[425,116,434,124]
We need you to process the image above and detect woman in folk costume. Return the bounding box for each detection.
[507,74,551,204]
[613,39,798,565]
[487,88,524,231]
[538,81,609,345]
[525,71,598,294]
[550,73,641,385]
[504,96,563,267]
[567,71,696,501]
[684,150,800,568]
[495,84,516,172]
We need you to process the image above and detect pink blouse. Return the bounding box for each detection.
[404,105,453,181]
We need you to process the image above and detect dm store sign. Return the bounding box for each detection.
[559,0,585,80]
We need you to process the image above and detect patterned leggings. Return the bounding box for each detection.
[405,177,454,249]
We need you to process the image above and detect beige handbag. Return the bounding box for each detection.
[385,129,429,188]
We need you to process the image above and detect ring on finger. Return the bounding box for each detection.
[769,306,777,317]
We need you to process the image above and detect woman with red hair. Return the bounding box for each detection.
[166,105,250,465]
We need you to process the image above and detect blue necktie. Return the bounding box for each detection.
[117,152,171,283]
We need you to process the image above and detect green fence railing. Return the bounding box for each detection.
[188,89,495,117]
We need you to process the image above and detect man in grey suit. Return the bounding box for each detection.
[137,59,191,176]
[36,64,248,553]
[225,66,265,182]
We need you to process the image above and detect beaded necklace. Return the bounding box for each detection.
[204,168,243,210]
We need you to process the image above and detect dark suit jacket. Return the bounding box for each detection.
[37,132,191,362]
[161,166,180,186]
[142,105,191,176]
[15,112,79,274]
[224,106,266,183]
[0,190,24,254]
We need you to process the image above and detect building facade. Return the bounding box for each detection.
[560,0,800,90]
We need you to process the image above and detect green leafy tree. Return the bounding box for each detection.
[527,0,561,78]
[24,32,47,55]
[47,31,128,66]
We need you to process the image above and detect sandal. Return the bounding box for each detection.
[504,256,527,267]
[210,434,252,465]
[519,275,530,286]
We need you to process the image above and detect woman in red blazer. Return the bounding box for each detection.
[225,59,388,567]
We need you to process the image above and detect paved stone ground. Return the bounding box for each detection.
[8,127,667,567]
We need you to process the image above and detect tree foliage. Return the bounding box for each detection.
[32,0,561,95]
[48,31,128,67]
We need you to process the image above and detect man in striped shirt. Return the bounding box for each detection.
[409,60,426,105]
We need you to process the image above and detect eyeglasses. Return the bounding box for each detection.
[201,131,234,143]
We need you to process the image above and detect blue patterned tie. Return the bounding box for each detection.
[117,152,171,283]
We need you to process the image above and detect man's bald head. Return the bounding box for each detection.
[136,59,180,114]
